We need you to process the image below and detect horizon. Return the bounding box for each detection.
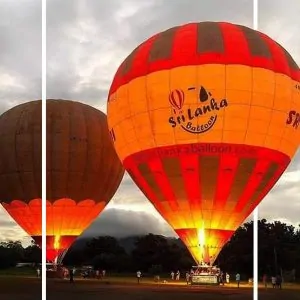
[1,216,299,247]
[0,0,299,249]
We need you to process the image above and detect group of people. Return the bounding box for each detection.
[216,272,232,285]
[94,269,106,279]
[170,270,181,281]
[62,267,76,282]
[262,274,282,289]
[65,267,106,281]
[170,269,237,286]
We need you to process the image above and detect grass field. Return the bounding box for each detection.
[0,267,36,277]
[0,273,300,300]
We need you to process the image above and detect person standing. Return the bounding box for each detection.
[63,267,68,279]
[69,268,74,283]
[271,276,276,288]
[136,270,141,284]
[226,272,230,284]
[262,274,268,289]
[170,271,175,280]
[236,273,240,288]
[219,272,224,285]
[185,272,190,285]
[176,270,180,281]
[276,275,282,289]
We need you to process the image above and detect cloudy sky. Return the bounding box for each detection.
[0,0,299,246]
[0,0,41,245]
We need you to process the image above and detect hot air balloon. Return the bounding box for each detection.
[107,22,300,265]
[0,100,124,262]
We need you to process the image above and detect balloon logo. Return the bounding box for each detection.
[169,89,185,110]
[168,86,228,134]
[107,21,300,265]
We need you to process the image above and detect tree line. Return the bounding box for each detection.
[0,240,41,268]
[0,219,299,280]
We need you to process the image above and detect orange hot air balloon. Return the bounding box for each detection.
[107,22,300,264]
[0,100,124,262]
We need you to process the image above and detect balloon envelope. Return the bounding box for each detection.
[107,22,300,264]
[0,100,125,261]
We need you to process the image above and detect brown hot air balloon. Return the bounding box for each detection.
[45,99,124,261]
[0,99,125,261]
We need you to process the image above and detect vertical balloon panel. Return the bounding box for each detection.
[46,100,124,261]
[0,101,42,241]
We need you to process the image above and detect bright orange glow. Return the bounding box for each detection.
[1,199,42,236]
[46,199,105,237]
[107,22,300,264]
[2,198,107,261]
[2,198,105,238]
[198,228,205,247]
[109,66,300,161]
[54,235,60,250]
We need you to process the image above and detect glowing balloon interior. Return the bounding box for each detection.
[107,22,300,264]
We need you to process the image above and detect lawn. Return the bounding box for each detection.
[0,267,36,277]
[0,271,299,300]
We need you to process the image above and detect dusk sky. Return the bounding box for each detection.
[0,0,299,246]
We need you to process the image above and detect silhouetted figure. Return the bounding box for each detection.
[271,276,276,288]
[69,268,74,283]
[276,275,282,289]
[176,270,180,281]
[185,272,190,285]
[226,272,230,284]
[262,274,267,289]
[170,271,175,280]
[236,273,240,288]
[136,270,141,284]
[221,272,225,286]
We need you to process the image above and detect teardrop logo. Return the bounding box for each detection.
[169,89,185,110]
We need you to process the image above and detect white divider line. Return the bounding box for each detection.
[42,0,47,299]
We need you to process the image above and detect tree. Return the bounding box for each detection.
[131,234,193,273]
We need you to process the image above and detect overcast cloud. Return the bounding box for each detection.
[256,0,300,225]
[0,0,299,246]
[0,0,41,245]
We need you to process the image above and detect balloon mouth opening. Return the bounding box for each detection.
[32,235,77,263]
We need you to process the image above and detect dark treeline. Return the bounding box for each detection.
[0,240,41,268]
[1,219,300,280]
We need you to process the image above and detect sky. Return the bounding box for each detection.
[0,0,41,245]
[0,0,299,246]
